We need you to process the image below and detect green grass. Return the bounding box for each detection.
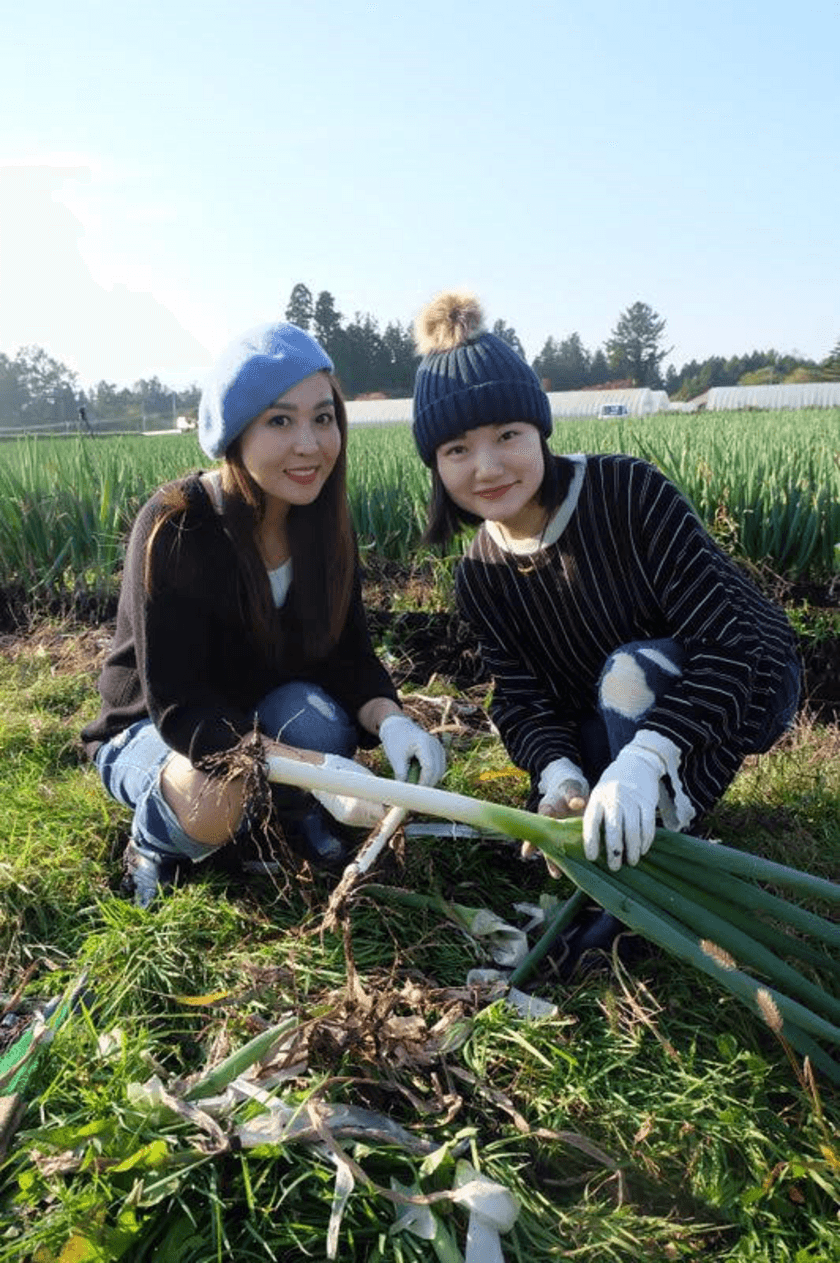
[0,628,838,1262]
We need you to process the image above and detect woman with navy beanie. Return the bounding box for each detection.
[412,291,801,960]
[82,321,445,906]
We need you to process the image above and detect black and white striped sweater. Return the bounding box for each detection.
[455,454,799,816]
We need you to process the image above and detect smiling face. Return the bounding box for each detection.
[435,422,547,539]
[238,371,342,520]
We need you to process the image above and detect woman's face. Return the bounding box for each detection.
[435,422,546,539]
[238,372,342,516]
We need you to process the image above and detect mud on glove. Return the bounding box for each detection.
[521,758,590,875]
[537,757,590,818]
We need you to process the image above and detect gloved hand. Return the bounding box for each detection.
[522,758,590,875]
[582,742,666,870]
[537,758,590,817]
[313,754,385,828]
[379,714,446,786]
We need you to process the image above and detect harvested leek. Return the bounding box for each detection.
[266,754,840,1081]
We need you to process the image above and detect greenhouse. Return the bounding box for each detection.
[706,382,840,411]
[345,397,414,425]
[545,387,668,418]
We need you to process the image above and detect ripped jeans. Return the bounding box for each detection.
[577,637,800,784]
[94,682,357,861]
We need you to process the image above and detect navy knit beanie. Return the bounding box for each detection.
[412,291,552,466]
[199,322,334,459]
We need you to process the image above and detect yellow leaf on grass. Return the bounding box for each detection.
[172,990,233,1006]
[58,1236,100,1262]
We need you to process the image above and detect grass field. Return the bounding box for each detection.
[0,410,838,1261]
[0,627,837,1261]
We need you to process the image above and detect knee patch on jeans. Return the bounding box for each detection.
[305,691,339,722]
[600,653,656,720]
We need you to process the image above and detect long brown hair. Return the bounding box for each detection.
[145,376,355,664]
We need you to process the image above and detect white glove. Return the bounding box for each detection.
[537,758,590,817]
[583,742,666,871]
[520,759,589,873]
[313,754,385,828]
[379,714,446,786]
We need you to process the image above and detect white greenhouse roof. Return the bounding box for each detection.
[345,381,840,426]
[545,388,667,418]
[345,397,414,425]
[345,387,672,426]
[706,382,840,410]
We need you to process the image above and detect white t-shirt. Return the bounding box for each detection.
[202,469,292,608]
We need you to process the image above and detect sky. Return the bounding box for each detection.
[1,0,838,393]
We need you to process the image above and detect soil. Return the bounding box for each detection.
[0,561,838,725]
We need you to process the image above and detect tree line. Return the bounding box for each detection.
[282,285,839,402]
[1,287,838,432]
[0,346,201,433]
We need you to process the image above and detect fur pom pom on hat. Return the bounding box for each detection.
[199,322,333,459]
[412,291,552,466]
[414,290,485,354]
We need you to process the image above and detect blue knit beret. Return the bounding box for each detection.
[198,322,334,459]
[412,292,552,466]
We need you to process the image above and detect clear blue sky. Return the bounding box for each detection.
[1,0,838,390]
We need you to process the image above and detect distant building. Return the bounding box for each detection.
[705,383,840,411]
[545,388,668,418]
[345,398,414,425]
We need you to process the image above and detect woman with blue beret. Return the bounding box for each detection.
[83,322,445,907]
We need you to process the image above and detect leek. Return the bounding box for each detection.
[608,863,840,1027]
[183,1016,299,1102]
[643,850,840,955]
[265,754,840,1080]
[641,855,840,979]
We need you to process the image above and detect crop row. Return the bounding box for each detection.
[0,408,837,615]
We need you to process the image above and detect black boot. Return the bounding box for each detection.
[122,839,187,909]
[270,786,349,870]
[549,907,627,979]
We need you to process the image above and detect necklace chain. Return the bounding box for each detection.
[497,512,550,574]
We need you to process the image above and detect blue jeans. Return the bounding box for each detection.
[94,682,357,860]
[577,638,800,783]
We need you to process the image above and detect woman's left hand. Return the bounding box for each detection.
[583,742,664,870]
[379,714,446,786]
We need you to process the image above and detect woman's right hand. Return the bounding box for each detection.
[314,753,386,827]
[537,758,590,818]
[263,743,387,828]
[521,758,589,875]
